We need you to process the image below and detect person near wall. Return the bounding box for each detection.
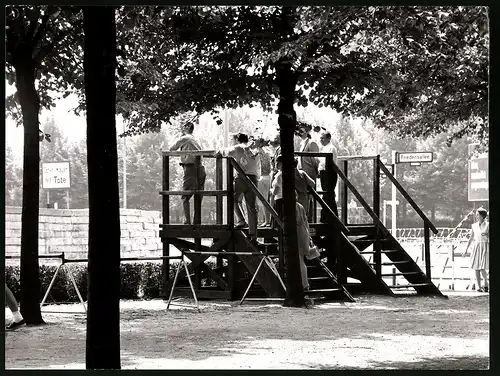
[463,207,489,292]
[297,125,319,222]
[318,131,339,220]
[170,121,206,225]
[5,284,25,330]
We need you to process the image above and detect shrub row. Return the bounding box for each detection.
[5,260,219,304]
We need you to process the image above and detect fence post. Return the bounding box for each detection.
[161,154,170,299]
[424,223,431,281]
[341,160,348,225]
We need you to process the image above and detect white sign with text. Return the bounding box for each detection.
[42,162,71,189]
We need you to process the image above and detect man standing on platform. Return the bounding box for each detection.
[218,133,261,245]
[170,121,206,225]
[318,131,339,221]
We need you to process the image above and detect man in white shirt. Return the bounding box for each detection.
[170,122,206,225]
[318,131,339,221]
[219,133,260,244]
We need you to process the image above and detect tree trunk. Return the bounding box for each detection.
[16,55,45,325]
[83,6,121,369]
[276,61,305,307]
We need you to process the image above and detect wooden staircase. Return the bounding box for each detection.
[305,257,355,302]
[343,224,444,296]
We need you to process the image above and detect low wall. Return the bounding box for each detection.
[5,206,164,261]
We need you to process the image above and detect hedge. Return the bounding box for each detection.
[4,260,218,304]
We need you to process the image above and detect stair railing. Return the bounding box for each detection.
[378,160,438,280]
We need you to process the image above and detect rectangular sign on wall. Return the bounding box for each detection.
[42,162,71,189]
[468,144,488,202]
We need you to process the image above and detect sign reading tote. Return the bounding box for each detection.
[42,162,71,189]
[468,144,488,202]
[395,152,433,164]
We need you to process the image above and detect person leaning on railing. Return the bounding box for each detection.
[170,121,207,225]
[216,133,261,246]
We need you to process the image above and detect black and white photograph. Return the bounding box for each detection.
[4,5,489,370]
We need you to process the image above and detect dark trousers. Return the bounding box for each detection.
[234,175,258,238]
[181,164,206,224]
[319,169,338,222]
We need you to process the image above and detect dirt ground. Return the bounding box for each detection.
[4,292,489,370]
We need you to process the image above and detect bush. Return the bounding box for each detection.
[141,262,163,299]
[39,264,70,303]
[5,259,228,304]
[5,265,20,300]
[120,263,142,299]
[65,264,88,303]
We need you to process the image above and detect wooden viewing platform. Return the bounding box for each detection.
[158,150,445,302]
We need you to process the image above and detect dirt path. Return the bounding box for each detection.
[5,292,489,370]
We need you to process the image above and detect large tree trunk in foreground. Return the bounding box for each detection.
[276,61,305,308]
[83,6,121,369]
[16,53,45,325]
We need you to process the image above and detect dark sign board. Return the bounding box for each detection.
[468,144,488,202]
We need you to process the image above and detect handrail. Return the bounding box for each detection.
[307,187,349,234]
[228,157,284,229]
[163,150,216,157]
[295,152,378,162]
[379,161,438,234]
[328,160,391,236]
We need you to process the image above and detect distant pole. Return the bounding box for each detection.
[66,190,70,209]
[391,151,397,236]
[223,107,229,224]
[122,135,127,209]
[223,107,229,148]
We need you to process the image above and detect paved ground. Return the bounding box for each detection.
[5,292,489,370]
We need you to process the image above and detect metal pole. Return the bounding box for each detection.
[123,135,127,209]
[47,191,50,209]
[391,151,397,237]
[66,190,70,209]
[223,107,229,225]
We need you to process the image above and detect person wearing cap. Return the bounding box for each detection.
[170,121,206,225]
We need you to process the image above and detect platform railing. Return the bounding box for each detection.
[378,160,438,280]
[160,150,285,294]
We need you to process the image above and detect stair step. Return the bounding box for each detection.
[361,249,400,254]
[308,276,331,281]
[370,260,412,265]
[306,288,341,294]
[243,298,285,301]
[381,272,423,277]
[388,283,432,289]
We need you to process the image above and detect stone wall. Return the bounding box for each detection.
[5,206,165,261]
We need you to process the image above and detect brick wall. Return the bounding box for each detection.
[5,206,165,261]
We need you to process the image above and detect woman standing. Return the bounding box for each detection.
[464,208,489,292]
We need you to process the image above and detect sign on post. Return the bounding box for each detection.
[42,162,71,189]
[395,152,433,164]
[468,144,488,202]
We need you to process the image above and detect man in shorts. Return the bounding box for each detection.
[170,121,206,225]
